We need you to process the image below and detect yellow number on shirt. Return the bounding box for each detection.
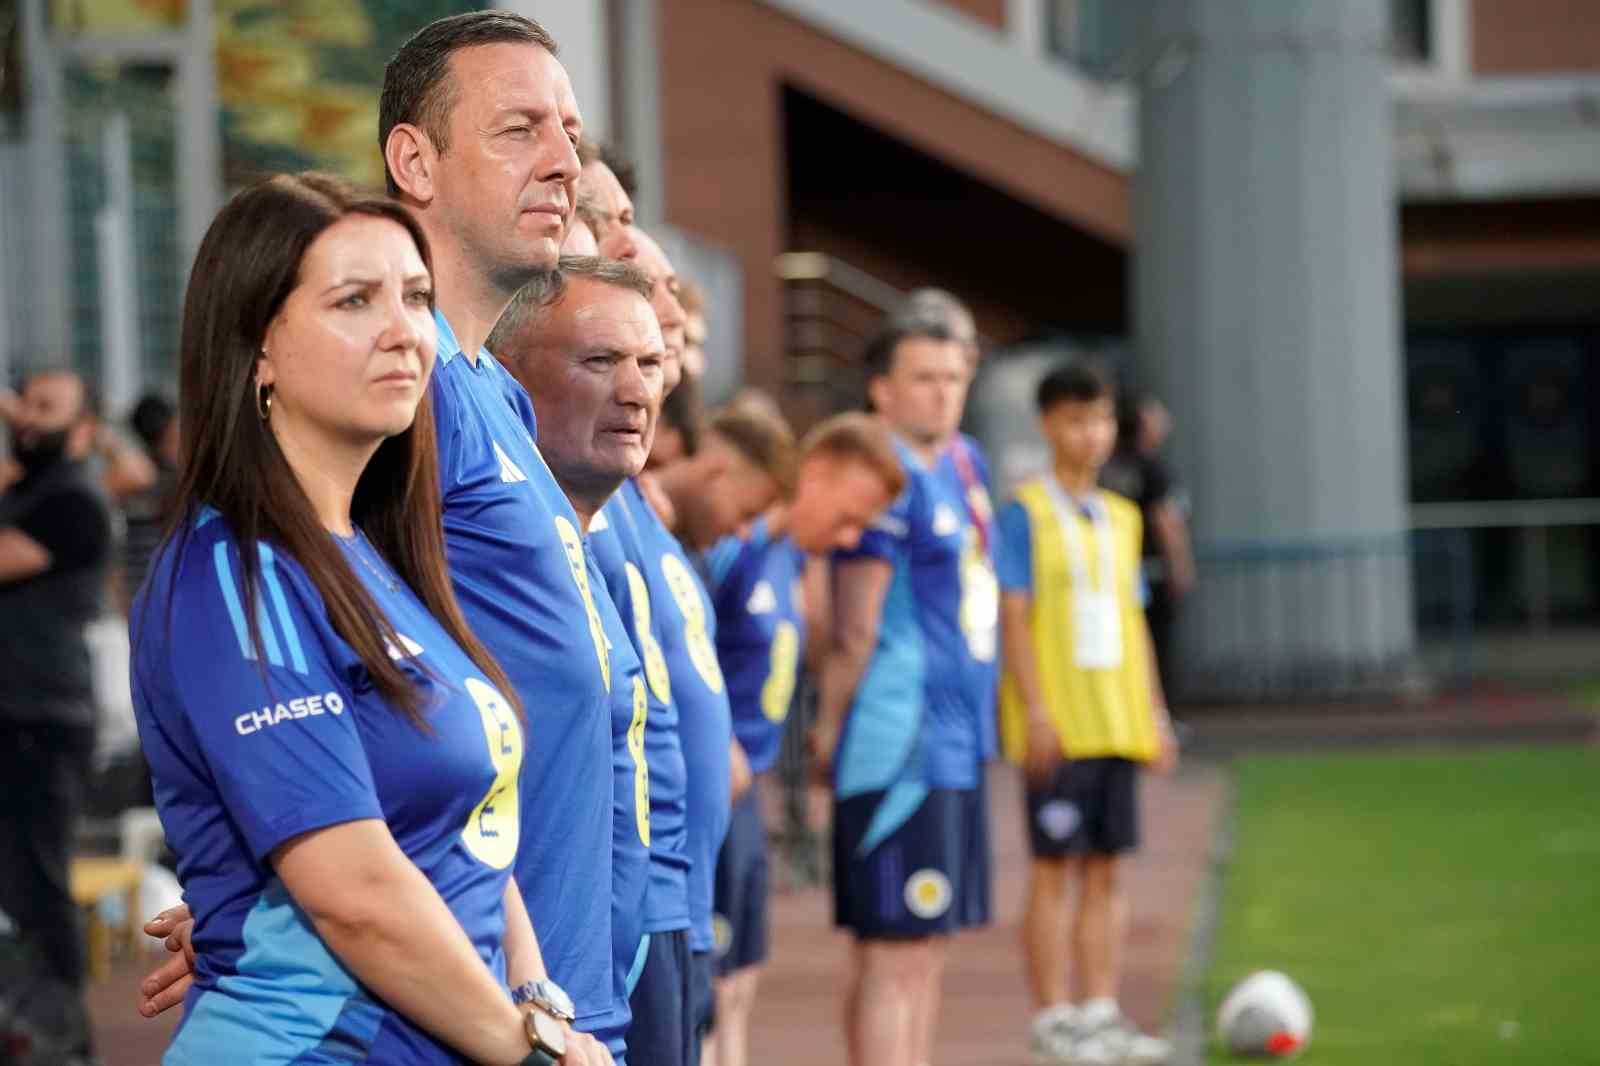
[461,677,523,870]
[761,621,800,723]
[660,553,724,693]
[959,528,1000,663]
[555,516,611,692]
[628,676,650,845]
[626,562,673,705]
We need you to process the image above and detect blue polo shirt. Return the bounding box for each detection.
[431,311,617,1035]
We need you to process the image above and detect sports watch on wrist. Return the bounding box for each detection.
[510,978,577,1023]
[519,1006,566,1065]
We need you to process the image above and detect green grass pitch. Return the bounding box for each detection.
[1205,747,1600,1064]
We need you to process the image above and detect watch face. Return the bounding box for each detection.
[527,1008,567,1057]
[537,979,576,1021]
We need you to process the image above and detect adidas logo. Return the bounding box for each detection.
[384,632,425,660]
[932,504,961,537]
[746,580,778,615]
[493,441,528,484]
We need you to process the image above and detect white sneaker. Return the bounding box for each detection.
[1075,1010,1170,1066]
[1030,1006,1081,1064]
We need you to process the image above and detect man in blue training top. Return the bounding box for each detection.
[579,219,700,1066]
[489,257,667,1066]
[810,320,998,1066]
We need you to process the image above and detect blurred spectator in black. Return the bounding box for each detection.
[1100,392,1195,698]
[0,369,112,1064]
[121,391,180,604]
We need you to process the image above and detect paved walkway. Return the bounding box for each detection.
[88,763,1226,1066]
[749,763,1228,1066]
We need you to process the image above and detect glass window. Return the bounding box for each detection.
[1048,0,1140,82]
[1390,0,1432,64]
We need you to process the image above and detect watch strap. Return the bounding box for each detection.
[519,1050,559,1066]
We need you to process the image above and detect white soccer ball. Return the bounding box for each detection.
[1216,970,1313,1059]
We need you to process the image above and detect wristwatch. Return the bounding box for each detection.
[510,978,577,1023]
[519,1005,566,1065]
[512,978,574,1065]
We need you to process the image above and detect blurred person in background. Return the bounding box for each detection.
[893,290,1001,1066]
[564,193,602,256]
[646,404,794,1062]
[579,142,641,264]
[808,321,995,1066]
[121,391,181,603]
[996,361,1176,1066]
[678,280,708,382]
[489,256,667,1066]
[650,372,703,471]
[700,409,906,1066]
[1099,392,1194,699]
[0,368,113,1065]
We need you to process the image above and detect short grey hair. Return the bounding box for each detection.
[892,287,976,348]
[488,255,655,355]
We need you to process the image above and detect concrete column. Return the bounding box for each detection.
[1134,0,1416,698]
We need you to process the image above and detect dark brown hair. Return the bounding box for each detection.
[709,404,798,498]
[379,11,558,197]
[154,172,520,727]
[801,412,907,499]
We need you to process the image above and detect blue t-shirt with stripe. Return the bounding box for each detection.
[430,311,617,1035]
[704,517,807,776]
[132,513,523,1065]
[832,438,988,814]
[587,480,691,936]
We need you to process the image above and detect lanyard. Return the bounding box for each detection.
[948,438,992,553]
[1042,480,1117,596]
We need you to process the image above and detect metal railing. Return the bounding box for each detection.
[1409,497,1600,631]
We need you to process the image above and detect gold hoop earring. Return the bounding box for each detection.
[256,382,273,421]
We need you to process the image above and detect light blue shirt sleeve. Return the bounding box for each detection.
[996,500,1032,594]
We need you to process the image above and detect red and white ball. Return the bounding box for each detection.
[1216,970,1313,1059]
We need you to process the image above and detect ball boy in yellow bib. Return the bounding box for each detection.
[995,361,1177,1065]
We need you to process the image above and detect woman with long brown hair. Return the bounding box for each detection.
[131,173,557,1065]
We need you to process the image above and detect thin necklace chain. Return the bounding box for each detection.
[344,529,399,593]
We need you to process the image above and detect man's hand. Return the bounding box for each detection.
[729,737,753,804]
[1150,718,1179,775]
[0,388,21,427]
[1024,710,1062,787]
[139,904,196,1018]
[563,1027,615,1066]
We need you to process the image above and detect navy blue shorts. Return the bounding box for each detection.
[1025,757,1140,859]
[831,784,991,939]
[626,929,694,1066]
[959,773,993,929]
[689,950,714,1048]
[712,788,770,976]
